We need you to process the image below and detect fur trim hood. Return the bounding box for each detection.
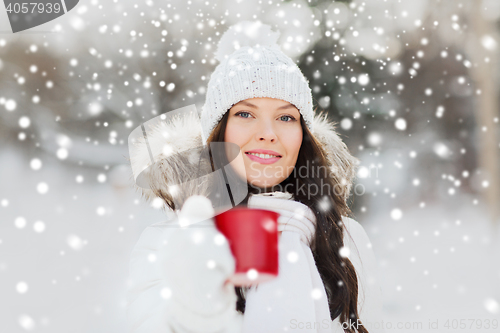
[127,104,359,213]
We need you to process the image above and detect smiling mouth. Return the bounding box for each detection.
[245,152,282,159]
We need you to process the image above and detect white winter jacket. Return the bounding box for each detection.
[126,194,385,333]
[126,105,384,332]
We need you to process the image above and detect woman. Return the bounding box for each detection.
[126,21,384,333]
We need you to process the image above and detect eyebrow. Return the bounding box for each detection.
[234,100,297,110]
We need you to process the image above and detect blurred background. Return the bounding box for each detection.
[1,0,499,332]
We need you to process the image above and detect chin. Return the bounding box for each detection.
[247,178,282,189]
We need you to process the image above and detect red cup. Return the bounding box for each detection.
[214,207,280,286]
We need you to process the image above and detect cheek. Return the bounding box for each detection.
[283,128,302,159]
[224,120,243,145]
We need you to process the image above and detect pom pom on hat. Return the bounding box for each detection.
[214,20,280,62]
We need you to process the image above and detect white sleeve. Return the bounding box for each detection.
[342,217,386,333]
[126,219,244,333]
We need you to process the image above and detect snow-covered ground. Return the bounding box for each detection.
[1,145,499,332]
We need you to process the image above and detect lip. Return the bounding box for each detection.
[245,149,282,165]
[245,149,282,157]
[245,153,281,164]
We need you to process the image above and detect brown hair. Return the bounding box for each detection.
[206,110,369,332]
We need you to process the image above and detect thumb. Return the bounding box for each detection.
[178,195,215,226]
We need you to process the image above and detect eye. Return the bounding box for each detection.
[279,115,296,122]
[235,111,252,118]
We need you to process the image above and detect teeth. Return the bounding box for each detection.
[247,152,279,159]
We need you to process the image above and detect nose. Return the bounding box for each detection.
[256,121,277,142]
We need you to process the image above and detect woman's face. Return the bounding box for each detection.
[224,97,303,189]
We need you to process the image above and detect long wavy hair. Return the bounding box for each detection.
[205,109,369,333]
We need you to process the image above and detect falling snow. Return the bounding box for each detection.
[0,0,499,332]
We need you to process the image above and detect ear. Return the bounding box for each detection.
[311,111,360,202]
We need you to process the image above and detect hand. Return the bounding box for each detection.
[158,196,237,316]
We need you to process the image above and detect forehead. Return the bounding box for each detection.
[233,98,299,112]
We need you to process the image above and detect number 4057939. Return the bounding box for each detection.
[443,319,498,330]
[6,2,62,14]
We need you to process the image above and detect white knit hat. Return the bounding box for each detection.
[200,20,314,144]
